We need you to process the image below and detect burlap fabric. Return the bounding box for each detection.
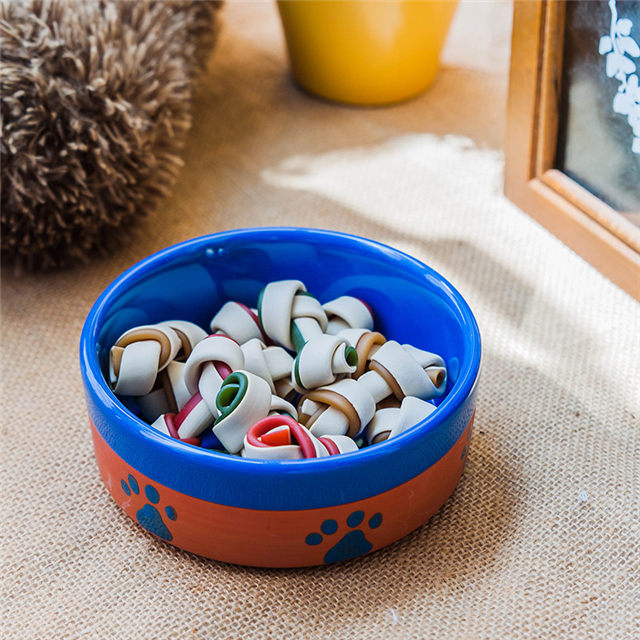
[2,3,638,638]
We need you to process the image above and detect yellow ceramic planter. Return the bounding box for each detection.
[277,0,458,106]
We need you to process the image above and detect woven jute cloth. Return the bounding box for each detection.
[2,3,638,638]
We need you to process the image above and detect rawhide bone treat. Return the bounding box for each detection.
[365,396,437,444]
[209,371,297,454]
[258,280,372,391]
[109,320,208,421]
[151,334,244,441]
[241,338,296,402]
[137,320,209,421]
[109,323,182,397]
[209,302,265,344]
[242,415,358,460]
[322,296,374,335]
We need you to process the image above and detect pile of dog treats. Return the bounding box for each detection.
[109,280,447,460]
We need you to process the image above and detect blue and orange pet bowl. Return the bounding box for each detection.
[80,228,481,567]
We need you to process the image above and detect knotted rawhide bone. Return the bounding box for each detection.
[258,279,359,391]
[158,319,209,410]
[212,371,297,454]
[323,296,374,335]
[258,279,328,351]
[363,341,447,402]
[137,320,209,421]
[159,320,209,361]
[148,411,202,447]
[209,301,266,345]
[400,344,448,392]
[299,378,376,438]
[365,396,437,445]
[299,340,447,437]
[338,328,387,378]
[241,338,295,400]
[109,324,181,397]
[242,414,359,460]
[317,434,360,456]
[150,334,244,440]
[292,333,358,392]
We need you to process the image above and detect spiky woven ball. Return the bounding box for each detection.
[1,0,221,270]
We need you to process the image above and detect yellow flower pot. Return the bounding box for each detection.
[277,0,458,106]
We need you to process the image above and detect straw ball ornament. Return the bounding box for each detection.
[0,0,221,270]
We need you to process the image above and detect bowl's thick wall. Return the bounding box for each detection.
[91,410,474,567]
[80,228,481,565]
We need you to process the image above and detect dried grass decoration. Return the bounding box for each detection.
[1,0,221,270]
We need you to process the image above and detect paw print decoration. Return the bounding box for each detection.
[121,474,177,541]
[305,510,382,563]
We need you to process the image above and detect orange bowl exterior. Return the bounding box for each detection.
[92,412,473,567]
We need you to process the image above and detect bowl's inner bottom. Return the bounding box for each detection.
[97,236,469,408]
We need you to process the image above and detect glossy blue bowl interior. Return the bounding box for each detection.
[80,228,481,509]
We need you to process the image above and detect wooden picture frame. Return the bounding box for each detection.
[505,0,640,300]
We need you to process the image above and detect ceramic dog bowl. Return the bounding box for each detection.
[80,228,481,567]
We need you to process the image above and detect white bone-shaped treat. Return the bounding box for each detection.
[365,396,437,444]
[292,334,358,392]
[241,415,359,460]
[209,301,264,345]
[183,334,244,398]
[212,370,297,454]
[363,340,447,400]
[109,324,181,397]
[163,334,245,439]
[158,320,208,359]
[137,320,209,421]
[338,328,386,378]
[301,377,376,438]
[258,280,327,351]
[241,338,295,399]
[319,434,360,455]
[258,281,364,391]
[149,411,202,446]
[401,344,447,394]
[299,340,447,437]
[323,296,374,335]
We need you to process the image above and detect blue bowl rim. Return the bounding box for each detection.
[80,227,481,505]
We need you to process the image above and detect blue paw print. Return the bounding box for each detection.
[121,474,177,542]
[305,511,383,563]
